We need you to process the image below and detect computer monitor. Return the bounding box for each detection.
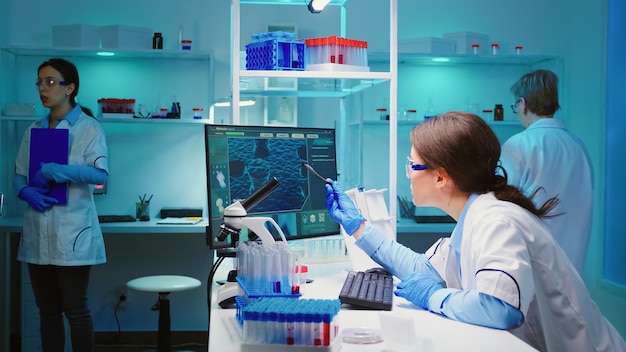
[204,124,339,249]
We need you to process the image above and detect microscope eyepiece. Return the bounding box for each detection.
[241,177,280,211]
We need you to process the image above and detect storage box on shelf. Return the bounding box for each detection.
[398,37,456,55]
[101,25,152,50]
[443,31,490,55]
[52,24,100,48]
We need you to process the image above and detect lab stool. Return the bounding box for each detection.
[126,275,201,352]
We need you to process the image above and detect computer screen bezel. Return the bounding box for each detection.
[204,123,340,249]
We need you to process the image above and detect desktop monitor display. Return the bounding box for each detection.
[204,124,339,249]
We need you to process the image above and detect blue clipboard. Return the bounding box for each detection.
[28,128,69,205]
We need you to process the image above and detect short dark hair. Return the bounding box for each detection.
[38,58,94,117]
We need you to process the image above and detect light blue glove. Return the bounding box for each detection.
[325,180,365,235]
[40,163,107,185]
[19,186,59,212]
[394,272,443,310]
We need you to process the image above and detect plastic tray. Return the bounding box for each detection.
[245,39,305,71]
[236,277,302,299]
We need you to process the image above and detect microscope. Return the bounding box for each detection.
[217,176,286,246]
[215,177,289,307]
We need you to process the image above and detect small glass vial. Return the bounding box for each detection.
[376,107,388,121]
[159,108,168,118]
[491,43,500,55]
[193,107,203,119]
[494,104,504,121]
[482,109,493,121]
[472,43,480,55]
[405,109,418,121]
[515,45,523,55]
[152,32,163,49]
[181,39,192,50]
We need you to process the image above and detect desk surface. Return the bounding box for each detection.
[0,216,208,234]
[208,268,537,352]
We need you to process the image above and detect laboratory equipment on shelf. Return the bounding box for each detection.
[494,104,504,121]
[193,107,203,119]
[491,43,500,55]
[376,107,388,121]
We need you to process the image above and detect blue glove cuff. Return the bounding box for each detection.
[343,215,366,235]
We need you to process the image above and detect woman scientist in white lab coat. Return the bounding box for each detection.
[14,58,108,351]
[325,111,625,352]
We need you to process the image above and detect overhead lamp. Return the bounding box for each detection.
[308,0,331,13]
[212,97,256,107]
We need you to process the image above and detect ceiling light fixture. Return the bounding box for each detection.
[308,0,331,13]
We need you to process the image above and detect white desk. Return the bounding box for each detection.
[208,267,537,352]
[0,216,211,352]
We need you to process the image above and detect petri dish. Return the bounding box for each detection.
[342,327,384,344]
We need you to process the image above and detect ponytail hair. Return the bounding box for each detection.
[411,111,559,218]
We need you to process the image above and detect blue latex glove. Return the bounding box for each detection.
[31,168,53,190]
[19,186,59,212]
[40,163,107,185]
[325,180,365,235]
[394,272,443,310]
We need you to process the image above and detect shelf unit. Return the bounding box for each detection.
[349,52,561,222]
[0,46,214,119]
[231,0,399,225]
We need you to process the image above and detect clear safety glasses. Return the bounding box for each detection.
[36,78,67,90]
[510,99,522,114]
[406,156,428,178]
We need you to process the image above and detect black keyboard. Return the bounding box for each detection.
[339,270,393,311]
[98,215,136,223]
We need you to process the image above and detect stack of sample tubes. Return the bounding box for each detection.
[236,241,300,296]
[304,35,369,67]
[241,297,341,346]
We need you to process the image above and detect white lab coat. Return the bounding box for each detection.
[424,193,624,352]
[14,109,108,266]
[499,118,593,274]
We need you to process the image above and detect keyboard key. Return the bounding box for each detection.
[339,270,393,311]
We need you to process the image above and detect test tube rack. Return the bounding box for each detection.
[236,297,342,352]
[245,31,305,71]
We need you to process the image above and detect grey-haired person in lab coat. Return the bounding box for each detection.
[500,69,593,275]
[325,111,625,351]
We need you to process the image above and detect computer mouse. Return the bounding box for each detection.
[365,267,392,276]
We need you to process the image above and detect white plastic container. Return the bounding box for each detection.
[52,24,100,48]
[101,25,152,49]
[443,31,490,55]
[397,37,456,55]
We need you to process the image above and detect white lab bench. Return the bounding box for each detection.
[207,264,537,352]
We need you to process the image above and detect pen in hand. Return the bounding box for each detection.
[302,161,332,185]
